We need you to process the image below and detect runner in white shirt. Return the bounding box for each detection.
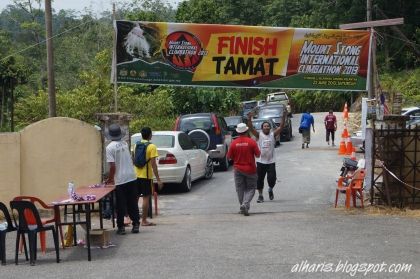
[105,124,140,235]
[247,110,286,202]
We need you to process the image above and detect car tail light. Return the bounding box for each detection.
[159,153,177,164]
[211,114,221,135]
[174,116,180,131]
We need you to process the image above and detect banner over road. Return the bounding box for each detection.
[114,21,371,91]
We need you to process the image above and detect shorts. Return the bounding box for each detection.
[137,178,153,197]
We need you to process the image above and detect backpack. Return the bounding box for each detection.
[134,141,151,168]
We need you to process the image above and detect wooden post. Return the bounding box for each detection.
[45,0,56,117]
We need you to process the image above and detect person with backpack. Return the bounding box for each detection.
[104,123,140,235]
[299,110,315,149]
[134,127,163,226]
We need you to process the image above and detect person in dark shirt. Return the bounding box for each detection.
[227,123,261,216]
[324,110,337,146]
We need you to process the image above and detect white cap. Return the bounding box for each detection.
[236,123,249,134]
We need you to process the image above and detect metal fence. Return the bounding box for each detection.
[371,122,420,208]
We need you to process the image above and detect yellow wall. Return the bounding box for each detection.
[0,117,104,205]
[0,133,21,203]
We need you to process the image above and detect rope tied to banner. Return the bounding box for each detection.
[380,162,420,191]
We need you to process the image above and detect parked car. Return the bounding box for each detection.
[401,106,420,117]
[407,117,420,128]
[224,116,244,139]
[131,131,213,192]
[257,100,266,106]
[251,118,281,146]
[350,107,420,151]
[402,106,420,127]
[174,113,232,171]
[266,92,292,116]
[257,104,293,141]
[241,100,258,118]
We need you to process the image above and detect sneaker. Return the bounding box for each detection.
[131,224,140,234]
[243,207,249,216]
[257,195,264,203]
[332,142,336,146]
[116,227,126,235]
[239,205,245,214]
[327,141,330,145]
[268,189,274,200]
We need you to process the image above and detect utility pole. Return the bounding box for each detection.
[340,18,403,100]
[45,0,56,117]
[112,3,118,113]
[367,0,373,99]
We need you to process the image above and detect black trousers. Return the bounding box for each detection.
[326,129,335,142]
[257,162,277,191]
[116,180,140,228]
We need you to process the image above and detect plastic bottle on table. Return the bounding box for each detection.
[68,181,75,200]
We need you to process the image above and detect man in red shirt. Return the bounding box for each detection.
[324,110,337,146]
[227,123,261,216]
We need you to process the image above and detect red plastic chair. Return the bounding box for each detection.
[335,169,365,209]
[350,170,365,208]
[13,196,64,253]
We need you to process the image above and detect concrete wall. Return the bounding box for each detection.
[0,117,103,205]
[19,117,102,202]
[0,133,21,203]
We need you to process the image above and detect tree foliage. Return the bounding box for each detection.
[0,0,418,132]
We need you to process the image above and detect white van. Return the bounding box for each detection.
[266,92,292,115]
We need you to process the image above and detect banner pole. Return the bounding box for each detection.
[112,3,118,112]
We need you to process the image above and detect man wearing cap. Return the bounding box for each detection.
[105,123,140,234]
[247,110,286,203]
[227,123,261,216]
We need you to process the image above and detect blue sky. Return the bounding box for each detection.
[0,0,182,15]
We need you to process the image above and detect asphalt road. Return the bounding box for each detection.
[2,112,419,278]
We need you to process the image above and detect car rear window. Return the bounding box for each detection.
[259,107,284,117]
[269,94,288,102]
[225,117,242,126]
[180,117,212,132]
[252,120,271,129]
[151,135,174,148]
[243,101,257,109]
[132,135,141,144]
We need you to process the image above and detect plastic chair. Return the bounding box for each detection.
[10,200,60,266]
[335,169,365,208]
[13,196,64,253]
[350,169,365,208]
[1,202,26,265]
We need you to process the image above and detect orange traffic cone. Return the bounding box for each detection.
[346,136,353,155]
[350,147,356,160]
[343,103,349,120]
[342,124,349,138]
[338,133,346,155]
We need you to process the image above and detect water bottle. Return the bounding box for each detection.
[68,181,75,200]
[0,221,8,231]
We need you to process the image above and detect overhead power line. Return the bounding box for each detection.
[1,18,95,62]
